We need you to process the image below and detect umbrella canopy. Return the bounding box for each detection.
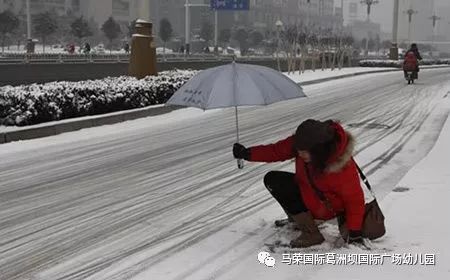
[165,62,307,169]
[166,62,306,109]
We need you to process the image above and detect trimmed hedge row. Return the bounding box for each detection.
[0,70,197,126]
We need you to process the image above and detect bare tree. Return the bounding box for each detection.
[71,16,93,46]
[232,27,249,56]
[159,18,173,59]
[34,11,58,53]
[200,21,214,47]
[218,28,231,49]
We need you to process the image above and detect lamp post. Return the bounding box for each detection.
[404,7,418,46]
[429,14,441,58]
[214,9,218,54]
[185,1,219,55]
[306,0,311,27]
[276,19,283,71]
[360,0,379,57]
[25,0,35,53]
[26,0,31,40]
[185,0,190,55]
[389,0,399,60]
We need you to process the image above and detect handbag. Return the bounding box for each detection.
[305,161,386,240]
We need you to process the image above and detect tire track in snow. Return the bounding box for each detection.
[1,69,450,280]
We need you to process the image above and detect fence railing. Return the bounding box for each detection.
[0,53,248,64]
[0,52,369,64]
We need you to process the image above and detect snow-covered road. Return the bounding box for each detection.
[1,68,450,280]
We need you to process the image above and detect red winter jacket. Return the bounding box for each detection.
[249,122,365,231]
[403,51,418,71]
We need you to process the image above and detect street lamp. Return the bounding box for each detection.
[389,0,399,60]
[404,7,418,46]
[25,0,35,53]
[26,0,31,40]
[184,0,219,55]
[429,14,441,58]
[185,0,190,55]
[360,0,379,57]
[276,19,283,71]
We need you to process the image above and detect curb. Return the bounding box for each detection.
[1,66,449,144]
[0,105,182,144]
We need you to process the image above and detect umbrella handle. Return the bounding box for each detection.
[234,106,244,170]
[237,158,244,169]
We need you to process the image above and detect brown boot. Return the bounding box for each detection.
[274,208,295,227]
[290,212,325,248]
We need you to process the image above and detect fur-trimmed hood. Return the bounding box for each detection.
[325,127,355,173]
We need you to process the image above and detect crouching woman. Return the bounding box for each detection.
[233,119,365,248]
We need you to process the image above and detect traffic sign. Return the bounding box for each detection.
[210,0,250,10]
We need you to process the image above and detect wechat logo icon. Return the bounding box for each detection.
[257,251,276,267]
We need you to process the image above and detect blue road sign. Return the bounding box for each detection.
[210,0,250,10]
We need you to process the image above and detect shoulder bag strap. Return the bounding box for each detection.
[304,163,334,211]
[352,158,373,192]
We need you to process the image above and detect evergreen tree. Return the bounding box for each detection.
[0,10,20,53]
[101,16,121,53]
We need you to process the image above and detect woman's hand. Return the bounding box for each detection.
[233,143,250,160]
[347,230,372,250]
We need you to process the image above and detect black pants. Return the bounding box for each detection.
[264,171,308,215]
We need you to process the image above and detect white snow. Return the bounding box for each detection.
[0,66,393,131]
[310,98,450,280]
[285,67,395,83]
[1,67,450,280]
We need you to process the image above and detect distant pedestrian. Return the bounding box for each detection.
[68,43,75,54]
[83,42,91,54]
[124,42,130,54]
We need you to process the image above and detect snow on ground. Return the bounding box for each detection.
[310,98,450,280]
[131,71,450,280]
[0,67,395,133]
[285,65,449,84]
[185,100,450,280]
[0,107,217,155]
[284,67,394,83]
[132,88,450,280]
[1,67,450,280]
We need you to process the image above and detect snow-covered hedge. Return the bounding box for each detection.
[359,59,450,68]
[0,70,197,126]
[359,59,402,68]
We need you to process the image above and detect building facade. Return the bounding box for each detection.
[1,0,343,46]
[346,19,381,42]
[0,0,80,15]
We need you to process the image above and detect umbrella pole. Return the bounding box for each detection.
[235,106,240,142]
[235,106,244,169]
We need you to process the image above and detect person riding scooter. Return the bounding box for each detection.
[403,43,422,80]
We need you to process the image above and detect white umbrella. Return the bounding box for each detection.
[166,62,306,168]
